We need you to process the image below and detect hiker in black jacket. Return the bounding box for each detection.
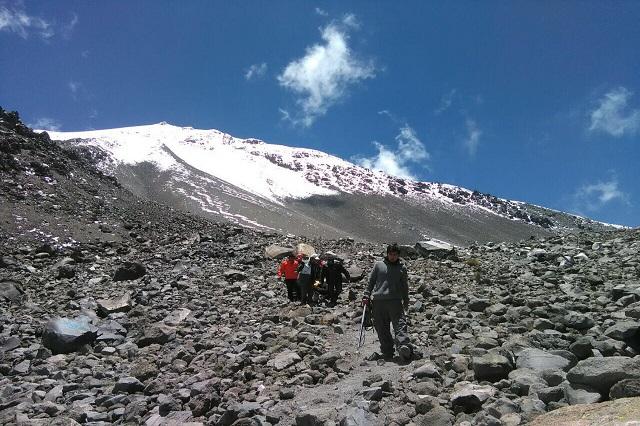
[321,256,350,306]
[297,255,321,305]
[362,243,412,361]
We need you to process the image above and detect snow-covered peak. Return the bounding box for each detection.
[47,123,357,203]
[46,122,574,229]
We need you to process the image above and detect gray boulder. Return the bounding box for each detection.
[265,245,294,259]
[97,293,132,317]
[508,368,547,396]
[269,351,301,370]
[516,348,573,372]
[473,353,513,382]
[563,311,596,330]
[449,381,496,413]
[42,316,97,354]
[113,376,145,394]
[563,382,602,405]
[609,379,640,399]
[136,322,176,347]
[567,356,640,394]
[605,322,640,350]
[113,262,146,281]
[0,280,23,303]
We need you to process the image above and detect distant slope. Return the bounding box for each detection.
[47,123,616,245]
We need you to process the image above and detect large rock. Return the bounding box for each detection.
[97,293,132,317]
[269,351,301,370]
[136,322,176,347]
[564,382,603,405]
[516,348,573,372]
[610,379,640,399]
[113,262,146,281]
[265,245,294,259]
[473,353,513,382]
[346,266,364,282]
[340,407,374,426]
[113,376,145,394]
[296,408,331,426]
[567,356,640,394]
[42,316,98,354]
[415,240,456,259]
[414,406,454,426]
[309,352,340,370]
[295,243,316,257]
[508,368,547,396]
[414,361,442,379]
[529,396,640,426]
[0,280,23,303]
[563,311,596,330]
[164,308,192,326]
[605,321,640,349]
[450,381,496,413]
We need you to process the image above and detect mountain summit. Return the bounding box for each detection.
[48,123,613,245]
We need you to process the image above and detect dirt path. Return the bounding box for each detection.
[275,306,416,425]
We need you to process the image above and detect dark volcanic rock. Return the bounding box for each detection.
[136,322,176,347]
[0,280,23,302]
[113,262,146,281]
[610,379,640,400]
[567,356,640,394]
[42,316,98,354]
[473,353,513,382]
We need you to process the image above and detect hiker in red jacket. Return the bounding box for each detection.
[277,253,300,302]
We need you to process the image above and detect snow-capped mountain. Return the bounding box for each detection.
[47,123,611,245]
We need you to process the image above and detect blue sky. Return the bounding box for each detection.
[1,1,639,227]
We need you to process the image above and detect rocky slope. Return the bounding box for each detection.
[2,107,640,426]
[45,123,615,246]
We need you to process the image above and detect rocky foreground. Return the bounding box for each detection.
[2,108,640,425]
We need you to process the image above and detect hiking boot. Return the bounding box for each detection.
[366,352,381,361]
[398,345,412,362]
[382,352,395,362]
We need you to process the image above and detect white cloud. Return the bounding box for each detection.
[435,89,457,114]
[589,87,640,137]
[464,118,481,156]
[0,5,54,39]
[354,125,429,180]
[278,15,375,127]
[245,62,268,81]
[31,117,61,131]
[68,80,80,98]
[61,12,78,39]
[574,177,630,212]
[315,7,328,17]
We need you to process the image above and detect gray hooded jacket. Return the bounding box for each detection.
[364,258,409,305]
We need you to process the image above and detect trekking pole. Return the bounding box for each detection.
[357,304,367,349]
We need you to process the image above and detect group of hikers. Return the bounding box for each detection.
[276,243,415,362]
[277,251,350,306]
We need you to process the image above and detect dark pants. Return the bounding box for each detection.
[297,275,313,304]
[372,299,411,357]
[285,279,299,301]
[327,280,342,304]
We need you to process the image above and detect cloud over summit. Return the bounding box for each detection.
[278,15,375,127]
[589,87,640,137]
[354,125,429,180]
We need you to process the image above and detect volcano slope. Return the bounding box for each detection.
[2,108,640,425]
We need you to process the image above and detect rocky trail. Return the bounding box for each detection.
[2,108,640,425]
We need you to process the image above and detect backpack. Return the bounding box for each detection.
[300,262,312,275]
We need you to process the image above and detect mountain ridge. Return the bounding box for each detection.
[45,122,618,245]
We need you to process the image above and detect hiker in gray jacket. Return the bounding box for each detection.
[362,243,412,361]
